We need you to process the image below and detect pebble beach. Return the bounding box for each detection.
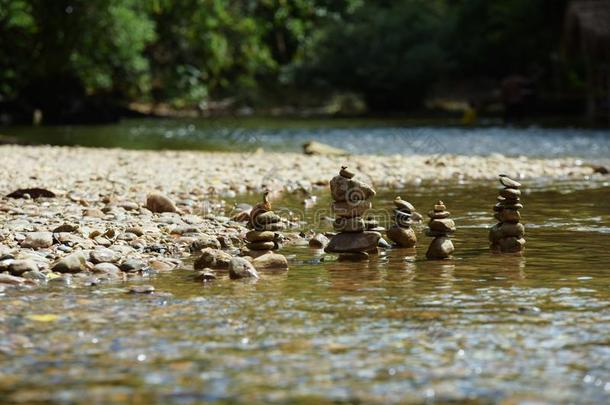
[0,144,599,290]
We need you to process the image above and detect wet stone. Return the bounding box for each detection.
[189,236,221,251]
[252,253,289,270]
[387,225,417,248]
[500,188,522,199]
[325,231,381,254]
[394,196,415,212]
[426,236,454,259]
[194,248,232,270]
[246,241,275,251]
[92,262,122,276]
[194,269,217,282]
[332,200,372,218]
[128,284,155,294]
[333,217,365,233]
[245,230,275,243]
[428,218,456,233]
[229,257,259,279]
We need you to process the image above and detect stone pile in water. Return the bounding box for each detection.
[386,196,417,248]
[425,200,455,259]
[325,166,381,259]
[489,175,525,253]
[244,192,288,269]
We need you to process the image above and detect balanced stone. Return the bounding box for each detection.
[499,174,522,188]
[246,241,275,250]
[329,171,375,202]
[394,196,415,212]
[339,166,355,179]
[387,225,416,248]
[490,175,525,253]
[245,230,275,242]
[332,200,372,218]
[325,231,381,253]
[334,217,365,232]
[387,196,418,248]
[426,236,454,259]
[428,210,450,219]
[425,200,454,260]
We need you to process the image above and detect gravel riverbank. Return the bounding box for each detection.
[0,145,599,291]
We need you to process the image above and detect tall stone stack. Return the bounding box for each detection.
[387,196,417,248]
[245,192,285,257]
[489,175,525,253]
[325,166,381,259]
[425,200,455,259]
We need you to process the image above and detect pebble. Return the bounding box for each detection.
[20,232,53,249]
[329,175,376,202]
[119,259,147,273]
[90,248,120,264]
[499,222,525,238]
[394,196,415,212]
[194,248,233,270]
[308,233,330,249]
[189,236,222,251]
[251,253,289,270]
[128,284,155,294]
[229,257,259,279]
[194,269,217,282]
[145,193,177,213]
[7,260,38,276]
[92,262,122,276]
[0,273,25,285]
[499,188,521,199]
[51,252,88,273]
[428,218,456,233]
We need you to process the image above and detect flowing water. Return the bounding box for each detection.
[1,176,609,404]
[3,117,610,161]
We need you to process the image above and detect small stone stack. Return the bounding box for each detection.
[425,200,455,259]
[489,175,525,253]
[325,166,381,259]
[245,192,285,257]
[387,196,417,248]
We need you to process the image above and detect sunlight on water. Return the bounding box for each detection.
[1,178,609,403]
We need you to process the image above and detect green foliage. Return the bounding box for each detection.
[301,0,451,110]
[0,0,577,115]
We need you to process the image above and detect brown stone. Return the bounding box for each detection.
[245,230,275,242]
[308,233,330,249]
[428,218,456,233]
[252,253,289,270]
[333,217,366,232]
[145,193,177,213]
[325,231,381,253]
[246,241,275,250]
[193,248,232,270]
[428,210,450,219]
[499,222,525,238]
[426,237,454,259]
[229,257,259,279]
[332,200,372,218]
[499,175,521,189]
[499,188,521,199]
[387,225,417,248]
[329,176,376,203]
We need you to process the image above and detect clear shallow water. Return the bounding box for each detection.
[1,179,609,404]
[3,117,610,159]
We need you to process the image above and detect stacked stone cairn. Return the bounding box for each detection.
[245,192,286,258]
[425,200,456,259]
[387,196,417,248]
[324,166,381,260]
[489,175,525,253]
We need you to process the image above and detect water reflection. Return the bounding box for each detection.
[1,179,609,403]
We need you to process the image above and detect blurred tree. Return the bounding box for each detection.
[0,0,154,122]
[299,0,451,111]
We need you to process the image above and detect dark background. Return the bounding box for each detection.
[0,0,608,125]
